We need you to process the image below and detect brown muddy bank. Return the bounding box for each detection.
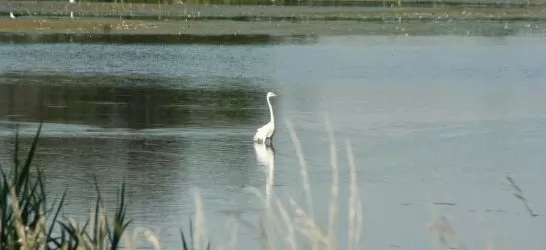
[3,1,546,21]
[0,19,543,45]
[1,1,546,44]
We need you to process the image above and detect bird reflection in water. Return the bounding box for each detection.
[253,142,275,208]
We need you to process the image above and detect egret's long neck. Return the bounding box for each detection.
[267,96,275,124]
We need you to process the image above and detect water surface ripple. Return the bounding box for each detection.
[1,35,546,249]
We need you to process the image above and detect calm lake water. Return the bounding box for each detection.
[1,34,546,249]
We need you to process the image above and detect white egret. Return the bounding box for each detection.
[9,12,16,19]
[69,0,76,19]
[253,91,278,146]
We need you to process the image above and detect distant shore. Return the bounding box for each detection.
[3,1,546,21]
[1,1,546,42]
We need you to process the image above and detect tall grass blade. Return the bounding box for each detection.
[13,123,20,181]
[37,170,47,212]
[58,220,83,249]
[346,139,362,250]
[194,189,208,250]
[0,170,9,249]
[181,228,188,250]
[9,187,28,249]
[273,194,297,250]
[324,114,339,249]
[286,121,314,221]
[92,187,101,249]
[190,218,194,250]
[16,122,43,193]
[46,190,66,247]
[111,182,132,249]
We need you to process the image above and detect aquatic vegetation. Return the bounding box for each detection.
[0,118,364,250]
[176,116,364,250]
[0,123,207,250]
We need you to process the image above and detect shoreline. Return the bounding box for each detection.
[3,1,546,20]
[0,18,544,41]
[1,1,546,42]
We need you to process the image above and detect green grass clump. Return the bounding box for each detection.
[0,123,132,249]
[0,123,209,250]
[1,118,365,250]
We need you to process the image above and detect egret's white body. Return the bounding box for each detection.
[69,0,76,19]
[253,92,278,146]
[9,12,16,19]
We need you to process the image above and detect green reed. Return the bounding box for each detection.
[0,117,366,250]
[0,123,207,250]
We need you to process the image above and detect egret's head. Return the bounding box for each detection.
[267,92,278,98]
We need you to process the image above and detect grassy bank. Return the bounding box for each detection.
[0,18,541,45]
[1,1,546,39]
[0,119,366,249]
[3,0,544,11]
[4,2,546,21]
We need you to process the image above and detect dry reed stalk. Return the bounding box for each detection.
[243,186,276,250]
[289,198,332,249]
[244,184,299,250]
[35,208,47,250]
[144,230,162,249]
[66,217,90,249]
[346,139,362,250]
[140,228,162,250]
[122,222,162,249]
[99,210,108,250]
[259,217,274,250]
[286,121,315,221]
[222,215,240,250]
[8,187,28,249]
[273,193,298,250]
[279,118,363,250]
[92,116,364,250]
[194,189,208,250]
[324,114,339,250]
[121,228,135,250]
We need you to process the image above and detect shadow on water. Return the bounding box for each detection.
[0,32,319,45]
[0,72,273,130]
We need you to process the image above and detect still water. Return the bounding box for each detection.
[1,35,546,249]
